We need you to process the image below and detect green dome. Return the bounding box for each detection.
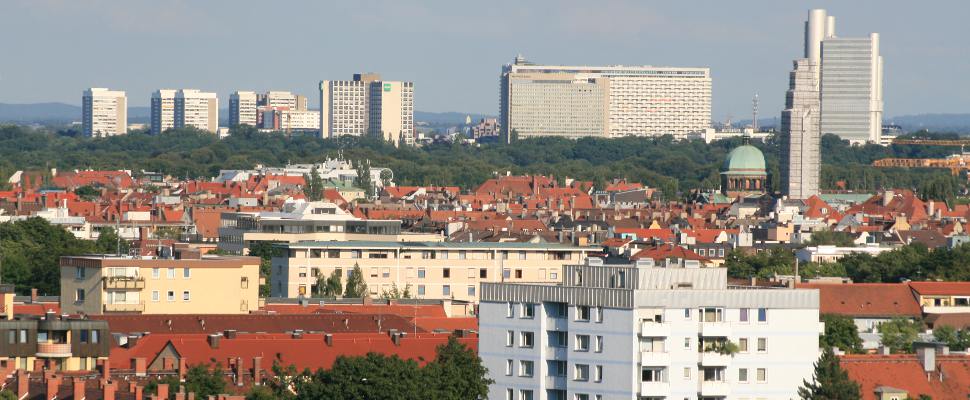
[721,144,766,175]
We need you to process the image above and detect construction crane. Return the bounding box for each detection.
[872,138,970,175]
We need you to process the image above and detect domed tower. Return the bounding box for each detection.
[721,136,768,197]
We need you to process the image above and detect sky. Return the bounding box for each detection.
[1,0,968,121]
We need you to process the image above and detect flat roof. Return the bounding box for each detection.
[278,240,596,251]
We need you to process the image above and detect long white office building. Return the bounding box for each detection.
[82,88,127,137]
[151,89,177,135]
[174,89,219,133]
[479,260,821,400]
[499,55,711,141]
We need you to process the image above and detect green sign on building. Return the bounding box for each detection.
[383,83,392,92]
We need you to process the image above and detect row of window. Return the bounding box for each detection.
[505,303,604,323]
[659,366,768,383]
[505,330,605,353]
[685,307,768,323]
[505,359,604,382]
[6,329,99,344]
[151,290,192,302]
[505,391,600,400]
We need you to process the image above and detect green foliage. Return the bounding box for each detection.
[0,390,17,400]
[317,270,343,297]
[932,325,970,351]
[354,160,373,200]
[73,185,101,200]
[247,241,278,297]
[182,363,228,399]
[725,248,795,279]
[343,264,368,298]
[423,336,494,399]
[95,226,130,255]
[303,166,324,201]
[144,375,180,399]
[820,314,864,354]
[879,318,922,353]
[0,217,104,294]
[245,386,277,400]
[798,347,861,400]
[807,230,857,247]
[380,283,412,299]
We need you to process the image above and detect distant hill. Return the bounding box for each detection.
[415,111,494,126]
[887,114,970,134]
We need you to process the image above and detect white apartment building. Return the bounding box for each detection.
[229,91,259,126]
[82,88,127,137]
[151,89,177,135]
[319,73,414,147]
[820,33,883,144]
[174,89,219,133]
[265,91,307,111]
[500,55,711,142]
[260,108,321,133]
[480,261,821,400]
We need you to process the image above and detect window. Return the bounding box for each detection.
[549,360,567,376]
[520,331,534,348]
[467,286,475,296]
[574,364,590,381]
[152,291,160,302]
[684,308,691,319]
[548,302,567,318]
[183,267,191,278]
[739,338,749,352]
[519,390,533,400]
[75,289,85,303]
[683,367,691,379]
[19,329,27,344]
[519,251,527,260]
[684,337,691,349]
[594,365,603,382]
[183,291,190,301]
[699,307,723,322]
[757,338,767,352]
[7,331,14,344]
[467,268,475,279]
[740,308,749,322]
[506,330,514,347]
[506,389,513,400]
[166,268,175,279]
[595,336,605,352]
[575,395,589,400]
[503,269,511,279]
[576,306,590,321]
[75,266,85,279]
[519,360,534,377]
[738,368,749,383]
[91,330,99,344]
[641,368,663,382]
[758,308,767,322]
[757,368,766,382]
[719,248,725,257]
[594,307,603,323]
[515,269,523,279]
[417,285,425,295]
[167,291,175,301]
[549,331,567,348]
[479,268,487,278]
[417,269,426,279]
[350,250,362,259]
[507,303,515,318]
[505,359,513,376]
[522,303,535,318]
[443,268,451,278]
[575,334,590,351]
[458,251,467,260]
[442,285,451,296]
[152,268,160,279]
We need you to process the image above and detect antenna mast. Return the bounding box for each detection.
[752,94,760,132]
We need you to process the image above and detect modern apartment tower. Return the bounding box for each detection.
[319,73,414,147]
[821,33,883,144]
[174,89,219,133]
[82,88,127,137]
[479,260,821,400]
[499,55,711,142]
[150,89,177,135]
[229,91,259,127]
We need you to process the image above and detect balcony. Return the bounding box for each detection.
[699,352,732,366]
[640,321,670,337]
[545,316,568,331]
[545,346,568,360]
[103,302,145,313]
[699,322,731,337]
[700,381,731,397]
[639,382,670,397]
[639,351,670,366]
[103,276,145,290]
[36,343,72,358]
[544,375,566,389]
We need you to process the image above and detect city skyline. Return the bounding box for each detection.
[2,1,968,121]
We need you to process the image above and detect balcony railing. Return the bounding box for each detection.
[103,276,145,290]
[700,380,731,397]
[699,322,731,337]
[104,301,145,313]
[699,352,732,366]
[639,382,670,397]
[544,375,567,389]
[640,351,670,366]
[36,342,72,358]
[640,321,670,337]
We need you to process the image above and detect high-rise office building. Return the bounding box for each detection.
[499,55,711,142]
[229,91,259,127]
[479,260,821,399]
[150,89,177,135]
[319,73,414,147]
[265,91,308,111]
[821,33,883,144]
[82,88,127,137]
[174,89,219,133]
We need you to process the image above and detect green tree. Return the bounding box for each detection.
[798,348,861,400]
[820,314,863,354]
[0,390,18,400]
[380,283,412,299]
[879,318,922,353]
[247,241,279,297]
[343,263,368,298]
[303,166,324,201]
[245,385,277,400]
[318,270,343,298]
[182,363,228,399]
[807,230,856,247]
[424,336,493,400]
[354,160,373,200]
[95,226,130,255]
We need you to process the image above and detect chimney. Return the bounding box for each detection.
[207,334,221,349]
[291,330,303,339]
[928,201,935,218]
[882,190,894,207]
[324,334,333,346]
[133,357,147,377]
[234,357,243,386]
[917,345,937,373]
[252,357,263,384]
[102,380,117,400]
[100,358,111,381]
[134,385,144,400]
[31,288,38,304]
[46,374,61,400]
[224,329,237,339]
[16,370,28,399]
[73,377,85,400]
[156,383,169,400]
[179,357,188,381]
[391,333,401,346]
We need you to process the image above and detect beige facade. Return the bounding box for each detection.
[174,89,219,133]
[82,88,127,137]
[271,241,594,302]
[319,73,414,146]
[60,255,260,315]
[229,91,259,126]
[151,89,177,135]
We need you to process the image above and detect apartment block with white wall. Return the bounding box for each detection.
[229,91,259,127]
[151,89,177,135]
[174,89,219,133]
[479,261,821,400]
[82,88,127,137]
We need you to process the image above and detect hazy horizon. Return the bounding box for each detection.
[2,1,968,121]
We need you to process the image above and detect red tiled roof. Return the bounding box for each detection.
[797,283,922,318]
[908,281,970,296]
[261,304,448,318]
[92,313,422,335]
[631,245,709,262]
[841,354,970,400]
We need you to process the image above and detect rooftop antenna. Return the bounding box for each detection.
[752,94,760,132]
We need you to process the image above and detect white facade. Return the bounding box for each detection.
[260,109,321,132]
[265,91,307,111]
[820,33,883,144]
[174,89,219,133]
[500,56,712,141]
[82,88,127,137]
[151,89,177,135]
[319,74,414,147]
[480,262,821,400]
[229,91,259,126]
